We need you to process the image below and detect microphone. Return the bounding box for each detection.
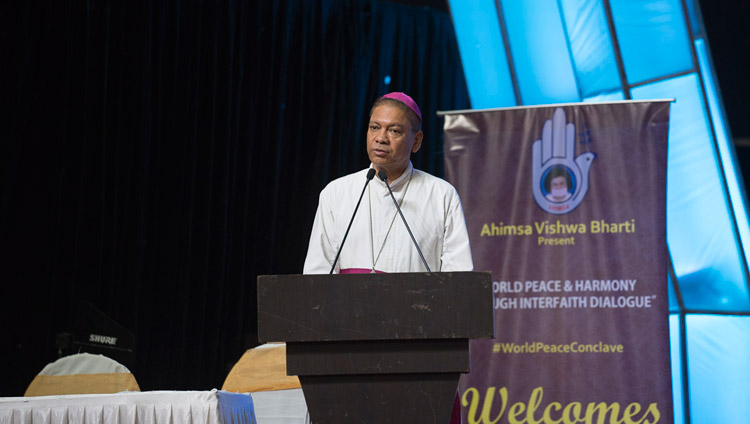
[329,168,377,274]
[377,170,432,272]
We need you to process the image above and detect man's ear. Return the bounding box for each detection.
[412,130,423,153]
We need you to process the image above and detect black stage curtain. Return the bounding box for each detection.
[1,0,469,394]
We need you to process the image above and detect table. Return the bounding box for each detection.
[0,390,256,424]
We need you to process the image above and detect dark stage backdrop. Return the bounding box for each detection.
[1,0,469,395]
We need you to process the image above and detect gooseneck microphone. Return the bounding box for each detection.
[329,168,377,274]
[377,170,432,272]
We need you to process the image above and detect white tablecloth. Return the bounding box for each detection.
[0,390,256,424]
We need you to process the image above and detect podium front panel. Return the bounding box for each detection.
[257,272,493,343]
[286,339,469,375]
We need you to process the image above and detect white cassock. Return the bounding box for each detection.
[303,162,473,274]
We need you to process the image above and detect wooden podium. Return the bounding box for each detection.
[257,272,494,423]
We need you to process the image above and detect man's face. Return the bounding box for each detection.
[367,104,423,179]
[551,175,568,190]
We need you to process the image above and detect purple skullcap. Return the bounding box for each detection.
[381,92,422,122]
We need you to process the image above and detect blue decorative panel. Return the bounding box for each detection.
[684,0,701,38]
[668,274,679,312]
[499,0,579,104]
[583,90,625,102]
[696,38,750,266]
[686,314,750,422]
[669,314,684,424]
[632,74,750,311]
[560,0,621,97]
[609,0,693,84]
[448,0,516,109]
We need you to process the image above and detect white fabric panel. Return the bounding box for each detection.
[38,353,131,376]
[248,390,309,424]
[0,390,255,424]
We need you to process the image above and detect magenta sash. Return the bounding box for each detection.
[340,268,385,274]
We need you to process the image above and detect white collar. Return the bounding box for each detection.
[370,161,413,192]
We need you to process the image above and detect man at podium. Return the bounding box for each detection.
[303,92,473,274]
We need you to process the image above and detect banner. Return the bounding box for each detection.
[442,101,672,424]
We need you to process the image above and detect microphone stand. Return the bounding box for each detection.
[329,169,377,274]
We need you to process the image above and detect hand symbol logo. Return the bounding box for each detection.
[532,108,595,214]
